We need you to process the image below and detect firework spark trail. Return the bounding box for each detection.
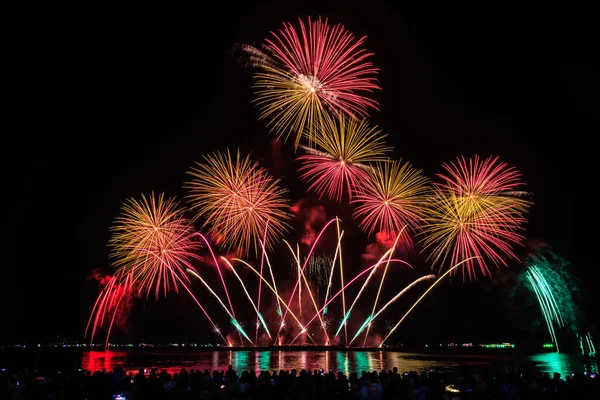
[235,43,280,70]
[585,333,596,355]
[85,271,132,348]
[361,227,408,346]
[260,240,283,317]
[230,318,252,343]
[380,257,479,347]
[85,272,119,342]
[87,260,227,348]
[194,233,244,344]
[502,191,534,199]
[337,219,348,344]
[231,258,316,344]
[174,272,228,345]
[255,222,269,343]
[283,241,331,345]
[323,227,344,315]
[186,268,254,345]
[221,257,271,339]
[308,254,334,289]
[333,248,394,338]
[527,270,560,351]
[104,282,127,349]
[297,244,301,318]
[526,265,564,352]
[348,275,435,346]
[333,228,407,340]
[288,258,411,345]
[275,218,341,340]
[351,316,373,343]
[531,267,564,326]
[136,246,236,346]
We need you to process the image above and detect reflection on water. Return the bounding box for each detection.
[82,350,129,373]
[257,351,269,372]
[81,350,599,378]
[529,352,599,377]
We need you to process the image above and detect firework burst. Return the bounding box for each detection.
[438,155,526,196]
[352,159,430,245]
[109,192,202,299]
[184,149,292,255]
[249,16,380,148]
[297,113,391,202]
[420,155,531,280]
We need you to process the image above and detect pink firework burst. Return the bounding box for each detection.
[420,155,532,280]
[437,155,525,196]
[267,16,380,114]
[252,16,380,147]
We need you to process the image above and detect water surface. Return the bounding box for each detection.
[79,349,599,378]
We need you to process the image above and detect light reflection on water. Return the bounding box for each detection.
[81,350,598,378]
[529,352,599,377]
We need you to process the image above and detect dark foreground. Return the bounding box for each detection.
[2,363,599,400]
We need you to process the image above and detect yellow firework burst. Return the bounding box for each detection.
[352,159,431,243]
[109,192,202,299]
[184,149,292,256]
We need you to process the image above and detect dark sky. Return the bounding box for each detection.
[4,1,597,345]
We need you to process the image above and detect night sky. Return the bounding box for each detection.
[4,2,597,345]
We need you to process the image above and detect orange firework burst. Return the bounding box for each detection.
[109,192,202,299]
[352,159,430,245]
[297,112,392,202]
[420,155,532,280]
[184,149,292,256]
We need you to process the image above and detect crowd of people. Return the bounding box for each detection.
[1,364,599,399]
